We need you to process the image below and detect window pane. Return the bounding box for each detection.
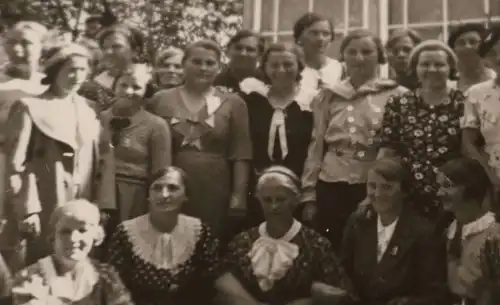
[349,0,363,28]
[448,0,485,21]
[276,33,343,59]
[389,0,403,25]
[313,0,345,31]
[260,0,274,31]
[408,0,443,23]
[412,27,443,40]
[491,0,500,18]
[277,34,295,46]
[278,0,310,31]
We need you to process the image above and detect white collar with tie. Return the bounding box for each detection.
[239,78,317,161]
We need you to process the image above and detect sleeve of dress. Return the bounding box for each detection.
[4,102,41,221]
[461,90,480,129]
[106,224,127,272]
[300,90,331,203]
[98,264,134,305]
[200,224,222,278]
[228,96,252,161]
[150,118,172,173]
[377,95,402,150]
[312,233,357,300]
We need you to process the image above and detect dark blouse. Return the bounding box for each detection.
[214,68,263,95]
[223,226,355,305]
[378,89,464,218]
[107,222,221,305]
[244,92,313,177]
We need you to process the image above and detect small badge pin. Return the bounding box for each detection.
[391,246,399,256]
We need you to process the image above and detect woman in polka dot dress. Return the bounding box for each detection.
[107,167,221,305]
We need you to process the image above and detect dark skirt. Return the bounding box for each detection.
[315,180,367,252]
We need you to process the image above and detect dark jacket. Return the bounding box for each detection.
[339,207,448,305]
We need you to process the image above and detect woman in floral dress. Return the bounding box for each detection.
[378,40,464,224]
[78,23,147,113]
[216,166,355,305]
[107,167,221,305]
[12,199,133,305]
[147,40,252,237]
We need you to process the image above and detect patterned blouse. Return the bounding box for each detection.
[107,214,221,305]
[12,256,132,305]
[462,80,500,179]
[379,89,465,217]
[78,71,116,113]
[223,224,355,305]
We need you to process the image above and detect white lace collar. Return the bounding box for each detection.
[239,77,317,111]
[447,212,496,240]
[123,214,202,272]
[248,219,302,291]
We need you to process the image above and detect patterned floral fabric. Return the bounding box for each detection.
[107,219,222,305]
[78,72,116,113]
[12,257,132,305]
[379,89,465,218]
[222,225,355,305]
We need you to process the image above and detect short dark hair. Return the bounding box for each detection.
[339,29,386,64]
[386,28,423,50]
[259,42,305,84]
[293,12,334,43]
[98,23,145,62]
[479,26,500,57]
[369,158,411,194]
[448,23,487,49]
[227,29,265,54]
[439,157,492,203]
[149,166,189,197]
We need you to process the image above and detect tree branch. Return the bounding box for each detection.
[52,0,71,31]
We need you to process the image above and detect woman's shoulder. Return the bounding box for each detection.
[465,79,497,101]
[141,109,169,127]
[148,87,180,110]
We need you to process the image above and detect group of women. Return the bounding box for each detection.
[0,10,500,305]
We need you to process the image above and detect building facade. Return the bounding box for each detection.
[243,0,500,72]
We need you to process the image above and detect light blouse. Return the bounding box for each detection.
[462,80,500,178]
[301,78,407,202]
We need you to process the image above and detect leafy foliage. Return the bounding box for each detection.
[0,0,243,61]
